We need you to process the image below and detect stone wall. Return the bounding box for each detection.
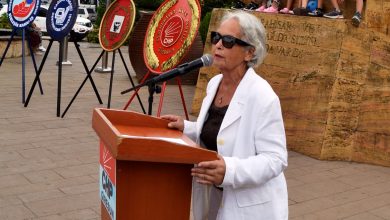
[365,0,390,35]
[0,37,31,58]
[191,9,390,166]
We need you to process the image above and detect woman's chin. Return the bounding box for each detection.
[212,61,224,69]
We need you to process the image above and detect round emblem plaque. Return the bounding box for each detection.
[46,0,78,41]
[160,15,183,48]
[143,0,201,73]
[7,0,41,29]
[99,0,136,51]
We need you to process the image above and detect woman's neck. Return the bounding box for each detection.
[221,66,248,87]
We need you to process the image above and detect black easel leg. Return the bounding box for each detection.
[57,40,63,117]
[73,41,102,103]
[118,48,145,114]
[25,31,44,95]
[107,50,116,109]
[22,29,26,103]
[0,29,16,67]
[25,40,54,107]
[61,50,105,118]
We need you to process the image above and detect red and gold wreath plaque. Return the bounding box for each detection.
[99,0,135,51]
[144,0,201,73]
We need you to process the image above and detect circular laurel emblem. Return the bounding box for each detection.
[47,0,78,41]
[7,0,41,29]
[144,0,201,73]
[99,0,135,51]
[160,15,183,48]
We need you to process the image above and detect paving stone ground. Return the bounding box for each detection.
[0,41,389,220]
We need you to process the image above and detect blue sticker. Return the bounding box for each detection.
[46,0,78,41]
[7,0,41,28]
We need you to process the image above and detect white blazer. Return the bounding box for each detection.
[184,68,288,220]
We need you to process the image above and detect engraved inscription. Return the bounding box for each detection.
[262,18,320,59]
[267,31,317,46]
[266,44,304,58]
[302,22,320,34]
[263,19,293,31]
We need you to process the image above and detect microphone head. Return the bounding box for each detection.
[201,54,213,67]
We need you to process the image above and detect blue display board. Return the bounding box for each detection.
[7,0,41,28]
[46,0,78,41]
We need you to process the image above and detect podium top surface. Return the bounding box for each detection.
[92,108,218,164]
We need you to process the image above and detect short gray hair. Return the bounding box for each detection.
[221,10,267,68]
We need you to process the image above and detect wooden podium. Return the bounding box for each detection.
[92,108,218,220]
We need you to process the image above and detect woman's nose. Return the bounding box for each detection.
[215,39,223,49]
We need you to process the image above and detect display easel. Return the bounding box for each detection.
[24,38,105,117]
[23,0,129,117]
[84,0,145,118]
[0,28,44,103]
[121,0,202,120]
[61,46,145,117]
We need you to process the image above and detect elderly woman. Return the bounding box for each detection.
[162,10,288,220]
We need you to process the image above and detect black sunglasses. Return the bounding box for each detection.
[210,31,253,49]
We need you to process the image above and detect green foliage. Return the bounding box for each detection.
[86,0,104,43]
[199,0,235,43]
[0,13,11,29]
[86,26,99,43]
[199,11,211,44]
[201,0,234,19]
[95,0,106,26]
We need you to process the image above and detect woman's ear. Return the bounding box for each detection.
[244,47,255,62]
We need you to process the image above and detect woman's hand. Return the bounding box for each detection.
[160,115,184,131]
[192,155,226,185]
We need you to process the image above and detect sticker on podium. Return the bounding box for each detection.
[144,0,201,73]
[99,141,116,220]
[7,0,41,29]
[46,0,78,41]
[99,0,136,51]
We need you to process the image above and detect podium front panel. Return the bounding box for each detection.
[100,139,193,220]
[93,108,218,220]
[116,161,192,219]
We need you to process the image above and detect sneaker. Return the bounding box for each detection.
[292,7,309,16]
[279,7,293,14]
[308,8,324,17]
[38,46,46,52]
[244,1,259,11]
[255,5,266,12]
[231,0,246,9]
[323,9,344,19]
[351,12,362,27]
[263,6,278,13]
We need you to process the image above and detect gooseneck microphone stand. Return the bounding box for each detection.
[121,76,161,116]
[147,82,161,115]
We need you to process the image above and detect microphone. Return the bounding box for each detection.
[148,54,213,84]
[121,54,213,94]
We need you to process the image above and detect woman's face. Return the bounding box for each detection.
[211,18,254,73]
